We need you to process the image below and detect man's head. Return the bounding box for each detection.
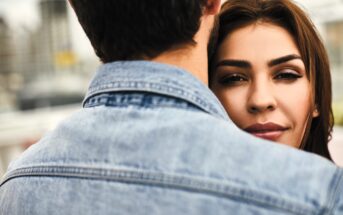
[68,0,219,63]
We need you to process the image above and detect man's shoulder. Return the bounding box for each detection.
[8,104,339,180]
[2,105,343,214]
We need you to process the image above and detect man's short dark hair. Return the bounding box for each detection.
[69,0,207,63]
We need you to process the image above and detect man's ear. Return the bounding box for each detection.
[204,0,221,15]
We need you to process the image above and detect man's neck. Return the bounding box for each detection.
[152,43,209,86]
[151,13,217,86]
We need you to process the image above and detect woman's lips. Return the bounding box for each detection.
[244,122,288,141]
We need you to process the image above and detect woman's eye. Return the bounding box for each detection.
[274,71,302,81]
[218,74,248,85]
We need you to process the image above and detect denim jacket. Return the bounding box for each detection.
[1,61,342,215]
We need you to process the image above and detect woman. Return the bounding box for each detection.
[210,0,333,160]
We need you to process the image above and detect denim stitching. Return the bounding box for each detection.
[83,81,224,118]
[1,165,315,215]
[84,93,200,111]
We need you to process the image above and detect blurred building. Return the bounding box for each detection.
[296,0,343,124]
[0,0,91,175]
[0,17,10,104]
[320,1,343,124]
[0,0,94,111]
[0,16,18,112]
[32,0,72,76]
[0,17,12,78]
[16,0,86,110]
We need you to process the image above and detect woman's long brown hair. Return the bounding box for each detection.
[213,0,333,160]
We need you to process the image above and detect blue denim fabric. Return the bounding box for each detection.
[1,61,342,215]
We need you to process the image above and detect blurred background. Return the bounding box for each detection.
[0,0,342,176]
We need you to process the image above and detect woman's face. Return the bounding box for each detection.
[211,23,318,148]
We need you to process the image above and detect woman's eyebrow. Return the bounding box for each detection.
[268,54,302,67]
[215,54,302,69]
[215,59,251,69]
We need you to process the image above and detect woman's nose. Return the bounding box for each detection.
[247,83,276,114]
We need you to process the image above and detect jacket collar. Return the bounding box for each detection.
[83,61,229,120]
